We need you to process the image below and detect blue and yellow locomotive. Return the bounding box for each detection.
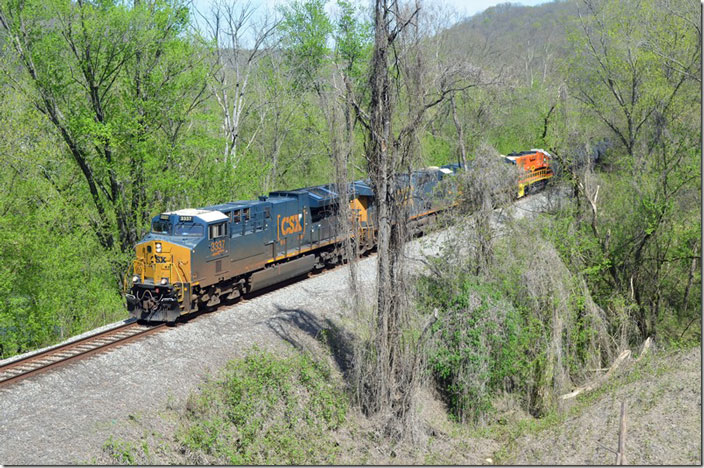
[126,165,462,323]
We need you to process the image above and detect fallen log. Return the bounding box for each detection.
[560,350,631,400]
[559,337,654,401]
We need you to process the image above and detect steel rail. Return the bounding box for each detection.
[0,191,543,390]
[0,321,166,389]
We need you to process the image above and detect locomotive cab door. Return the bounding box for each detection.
[261,204,274,255]
[207,221,229,280]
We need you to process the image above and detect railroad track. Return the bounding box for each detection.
[0,321,166,389]
[0,263,342,390]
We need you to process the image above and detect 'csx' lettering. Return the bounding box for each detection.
[281,214,303,236]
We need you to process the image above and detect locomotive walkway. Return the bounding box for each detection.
[0,193,551,464]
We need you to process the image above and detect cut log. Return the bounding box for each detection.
[635,337,652,362]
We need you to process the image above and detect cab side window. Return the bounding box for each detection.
[209,222,227,239]
[243,208,255,234]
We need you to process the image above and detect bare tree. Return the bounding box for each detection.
[317,72,362,307]
[348,0,476,436]
[569,0,701,338]
[257,54,303,193]
[572,0,698,162]
[450,94,468,169]
[198,0,280,167]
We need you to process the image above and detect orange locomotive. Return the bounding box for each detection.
[502,149,554,197]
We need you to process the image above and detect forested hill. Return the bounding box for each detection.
[0,0,700,464]
[445,0,577,80]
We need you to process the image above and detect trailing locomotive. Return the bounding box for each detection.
[126,151,552,323]
[502,148,554,197]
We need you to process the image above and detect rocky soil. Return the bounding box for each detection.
[508,345,701,465]
[0,190,480,464]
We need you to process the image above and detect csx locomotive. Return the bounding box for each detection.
[126,150,553,323]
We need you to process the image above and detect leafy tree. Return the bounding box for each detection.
[278,0,333,92]
[563,0,701,338]
[0,86,124,357]
[0,0,208,256]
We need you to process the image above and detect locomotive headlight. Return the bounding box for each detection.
[160,278,168,285]
[155,242,162,253]
[132,275,140,283]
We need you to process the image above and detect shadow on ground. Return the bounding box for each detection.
[265,307,356,379]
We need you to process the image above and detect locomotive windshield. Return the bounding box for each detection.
[151,220,171,234]
[174,223,204,237]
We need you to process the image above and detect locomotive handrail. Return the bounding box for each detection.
[127,153,552,323]
[520,168,553,186]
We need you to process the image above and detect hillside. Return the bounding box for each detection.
[505,345,701,464]
[87,315,700,465]
[0,0,699,464]
[444,0,577,81]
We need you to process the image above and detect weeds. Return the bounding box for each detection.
[419,211,615,425]
[177,347,347,465]
[102,436,136,465]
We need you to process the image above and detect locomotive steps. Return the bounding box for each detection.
[0,191,552,464]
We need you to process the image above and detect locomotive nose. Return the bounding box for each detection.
[128,238,193,323]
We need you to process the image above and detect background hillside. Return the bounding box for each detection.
[446,0,576,80]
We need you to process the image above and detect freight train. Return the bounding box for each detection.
[125,150,553,323]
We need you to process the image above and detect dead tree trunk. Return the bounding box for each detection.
[367,0,395,413]
[451,94,468,169]
[351,0,472,434]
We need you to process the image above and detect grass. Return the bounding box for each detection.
[102,436,137,465]
[101,346,348,465]
[97,315,698,465]
[180,347,348,464]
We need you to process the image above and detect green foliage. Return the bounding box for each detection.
[333,0,373,82]
[421,274,522,423]
[0,0,211,255]
[421,133,454,167]
[103,436,137,465]
[0,85,125,358]
[279,0,333,91]
[420,216,613,422]
[178,348,347,465]
[488,84,554,154]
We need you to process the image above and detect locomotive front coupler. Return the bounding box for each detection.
[126,283,180,323]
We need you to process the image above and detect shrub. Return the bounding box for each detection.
[422,275,522,424]
[419,217,613,423]
[178,348,347,465]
